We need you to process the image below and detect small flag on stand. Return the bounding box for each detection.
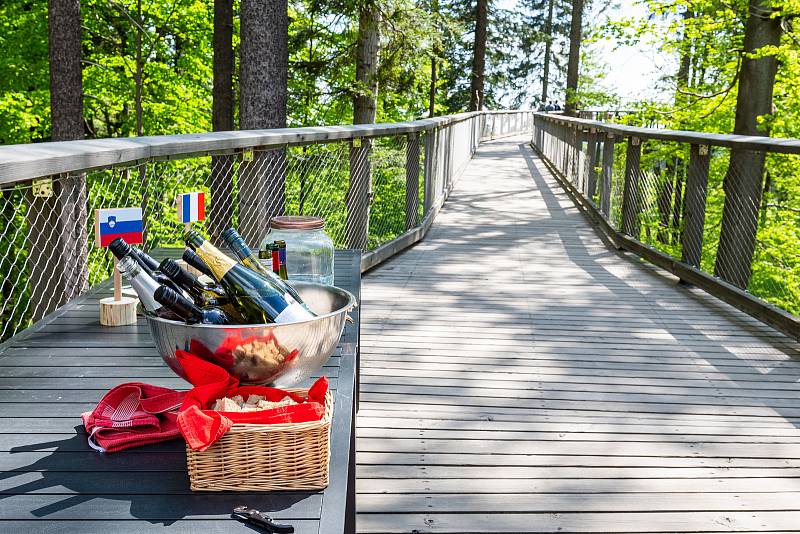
[95,207,143,247]
[177,192,205,224]
[94,207,142,326]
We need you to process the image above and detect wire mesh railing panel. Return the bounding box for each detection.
[283,143,351,248]
[706,150,800,314]
[628,140,688,259]
[750,152,800,314]
[368,135,411,249]
[607,141,626,231]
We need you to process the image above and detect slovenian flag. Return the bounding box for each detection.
[95,207,143,247]
[177,192,205,224]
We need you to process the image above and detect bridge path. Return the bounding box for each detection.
[356,135,800,533]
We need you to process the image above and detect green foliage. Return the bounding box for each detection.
[0,0,49,144]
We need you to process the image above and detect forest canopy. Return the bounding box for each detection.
[0,0,603,145]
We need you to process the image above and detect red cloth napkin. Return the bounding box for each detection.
[81,383,186,453]
[175,349,328,452]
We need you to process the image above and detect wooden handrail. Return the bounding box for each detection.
[536,113,800,155]
[0,110,531,185]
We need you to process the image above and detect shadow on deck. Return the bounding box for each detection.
[356,135,800,533]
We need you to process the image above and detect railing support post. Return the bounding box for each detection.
[600,133,615,217]
[621,136,642,237]
[571,127,583,187]
[423,129,435,216]
[346,139,371,250]
[405,133,420,230]
[585,129,598,198]
[681,144,710,268]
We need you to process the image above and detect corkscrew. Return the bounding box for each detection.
[231,506,294,533]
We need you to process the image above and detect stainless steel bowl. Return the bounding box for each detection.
[145,282,356,387]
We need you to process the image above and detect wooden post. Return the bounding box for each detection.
[345,139,371,250]
[621,136,642,237]
[571,127,583,186]
[423,130,435,216]
[681,144,711,268]
[600,133,615,217]
[113,257,122,301]
[405,133,420,230]
[585,129,598,198]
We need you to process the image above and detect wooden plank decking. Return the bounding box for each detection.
[356,136,800,533]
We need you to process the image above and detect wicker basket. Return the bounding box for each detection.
[186,389,333,491]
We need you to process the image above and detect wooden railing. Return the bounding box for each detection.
[0,110,534,341]
[532,113,800,339]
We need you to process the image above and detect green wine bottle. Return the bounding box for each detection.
[185,230,313,323]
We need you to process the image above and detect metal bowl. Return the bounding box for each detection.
[145,282,356,387]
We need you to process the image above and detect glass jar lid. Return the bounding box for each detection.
[269,215,325,230]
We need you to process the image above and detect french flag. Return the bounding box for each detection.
[177,192,205,224]
[95,207,143,247]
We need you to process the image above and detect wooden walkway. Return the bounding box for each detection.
[356,136,800,533]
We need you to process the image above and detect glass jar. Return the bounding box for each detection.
[261,216,335,285]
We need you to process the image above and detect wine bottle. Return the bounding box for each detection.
[153,286,231,325]
[275,240,289,281]
[132,248,160,272]
[185,230,314,323]
[159,258,227,302]
[219,228,311,312]
[158,257,244,321]
[116,256,179,320]
[108,238,183,295]
[182,248,214,278]
[271,244,280,275]
[258,244,274,273]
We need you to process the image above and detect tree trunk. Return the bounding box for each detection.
[49,0,83,141]
[713,0,782,289]
[676,10,692,93]
[429,0,439,118]
[135,0,143,136]
[469,0,488,111]
[347,0,381,250]
[564,0,583,116]
[239,0,288,247]
[26,0,89,323]
[429,55,437,118]
[540,0,554,105]
[353,1,380,125]
[209,0,235,243]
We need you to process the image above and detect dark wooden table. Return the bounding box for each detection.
[0,250,361,533]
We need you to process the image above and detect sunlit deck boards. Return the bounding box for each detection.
[356,135,800,533]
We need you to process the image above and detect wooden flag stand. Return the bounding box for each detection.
[99,256,138,326]
[95,207,141,327]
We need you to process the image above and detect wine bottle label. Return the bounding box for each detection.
[196,241,237,279]
[274,302,314,323]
